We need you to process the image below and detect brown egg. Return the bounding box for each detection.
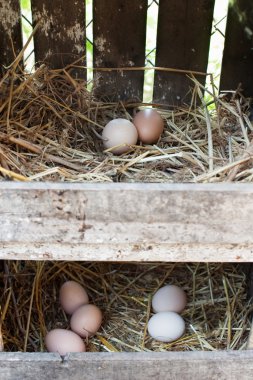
[59,281,89,315]
[45,329,86,356]
[133,109,164,144]
[102,118,138,155]
[70,304,102,338]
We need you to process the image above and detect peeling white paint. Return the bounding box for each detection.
[94,36,107,52]
[33,5,53,37]
[66,23,84,42]
[0,2,19,35]
[74,44,84,54]
[95,57,103,66]
[45,48,52,59]
[245,26,253,39]
[128,60,135,67]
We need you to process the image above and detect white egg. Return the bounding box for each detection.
[152,285,187,313]
[148,311,185,342]
[102,118,138,155]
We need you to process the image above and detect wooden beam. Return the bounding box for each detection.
[93,0,147,101]
[220,0,253,96]
[31,0,86,73]
[1,182,253,262]
[0,0,23,69]
[153,0,214,105]
[0,351,253,379]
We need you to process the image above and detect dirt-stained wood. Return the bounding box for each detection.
[153,0,214,105]
[220,0,253,96]
[0,0,23,70]
[93,0,147,101]
[1,351,253,380]
[31,0,86,73]
[1,182,253,262]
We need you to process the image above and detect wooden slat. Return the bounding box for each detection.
[1,351,253,379]
[31,0,86,72]
[220,0,253,96]
[1,182,253,261]
[153,0,215,105]
[93,0,147,101]
[0,0,23,69]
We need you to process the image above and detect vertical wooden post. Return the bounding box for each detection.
[31,0,86,75]
[220,0,253,97]
[153,0,214,105]
[0,0,23,69]
[93,0,147,101]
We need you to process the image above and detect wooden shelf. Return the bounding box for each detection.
[1,351,253,379]
[1,182,253,262]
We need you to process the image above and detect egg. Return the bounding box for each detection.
[133,109,164,144]
[152,285,187,314]
[102,118,138,154]
[148,312,185,342]
[59,281,89,315]
[45,329,86,356]
[70,304,102,338]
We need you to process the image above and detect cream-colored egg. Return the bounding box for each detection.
[133,109,164,144]
[59,281,89,315]
[152,285,187,313]
[148,312,185,342]
[45,329,86,356]
[70,304,102,338]
[102,118,138,154]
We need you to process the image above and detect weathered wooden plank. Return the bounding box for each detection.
[220,0,253,96]
[0,0,23,69]
[1,182,253,261]
[153,0,214,105]
[31,0,86,73]
[93,0,147,101]
[1,351,253,380]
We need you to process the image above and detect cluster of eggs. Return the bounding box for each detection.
[102,109,164,154]
[148,285,187,343]
[45,281,102,356]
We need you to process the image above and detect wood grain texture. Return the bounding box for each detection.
[220,0,253,96]
[93,0,147,101]
[1,351,253,380]
[153,0,214,105]
[1,182,253,261]
[31,0,86,72]
[0,0,23,69]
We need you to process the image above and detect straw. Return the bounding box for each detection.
[0,261,250,353]
[1,57,253,183]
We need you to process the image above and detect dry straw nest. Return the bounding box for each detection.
[1,45,253,353]
[1,261,252,352]
[1,57,253,183]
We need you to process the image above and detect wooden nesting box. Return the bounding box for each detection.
[1,0,253,378]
